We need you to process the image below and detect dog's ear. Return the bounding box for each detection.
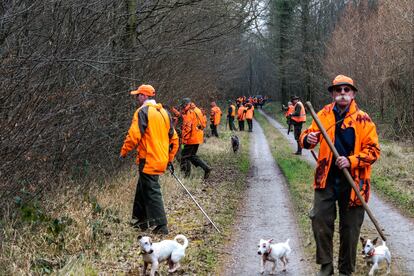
[268,239,274,244]
[359,237,365,244]
[138,235,142,240]
[373,237,378,245]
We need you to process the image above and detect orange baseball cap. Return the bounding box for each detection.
[328,75,358,92]
[130,84,155,96]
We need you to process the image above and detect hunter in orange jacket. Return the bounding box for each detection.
[300,99,380,206]
[120,101,179,175]
[181,101,206,145]
[299,75,380,275]
[290,95,306,154]
[210,101,222,137]
[179,98,211,179]
[120,84,179,234]
[244,103,254,132]
[237,104,246,131]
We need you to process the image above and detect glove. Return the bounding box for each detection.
[167,162,174,174]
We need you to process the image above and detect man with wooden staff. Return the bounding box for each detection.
[300,75,380,276]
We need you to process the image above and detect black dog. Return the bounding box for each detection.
[231,135,240,153]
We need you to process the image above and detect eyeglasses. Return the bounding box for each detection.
[334,87,352,93]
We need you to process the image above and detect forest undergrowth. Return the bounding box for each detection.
[0,129,250,275]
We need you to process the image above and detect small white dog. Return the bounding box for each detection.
[360,237,391,275]
[138,234,189,276]
[257,238,291,274]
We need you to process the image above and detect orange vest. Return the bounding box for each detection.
[210,106,222,126]
[291,101,306,123]
[230,104,236,117]
[237,106,246,121]
[245,104,254,119]
[285,105,295,118]
[299,100,380,206]
[120,102,179,175]
[181,103,205,145]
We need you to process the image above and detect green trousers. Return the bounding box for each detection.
[310,175,365,275]
[132,172,167,229]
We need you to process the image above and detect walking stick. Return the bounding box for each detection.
[305,102,386,241]
[169,169,221,233]
[310,149,318,161]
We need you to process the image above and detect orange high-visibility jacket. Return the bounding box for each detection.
[229,104,236,117]
[181,103,205,145]
[291,101,306,123]
[120,102,179,175]
[245,104,254,120]
[285,105,295,118]
[210,106,222,126]
[299,100,380,206]
[237,105,246,121]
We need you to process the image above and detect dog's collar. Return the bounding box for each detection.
[367,248,375,257]
[267,248,272,255]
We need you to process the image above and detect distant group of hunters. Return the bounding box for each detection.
[118,74,381,276]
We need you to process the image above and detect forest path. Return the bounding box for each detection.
[220,119,311,275]
[259,109,414,275]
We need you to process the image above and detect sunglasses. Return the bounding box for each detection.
[334,87,352,93]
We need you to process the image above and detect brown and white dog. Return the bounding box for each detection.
[257,238,291,274]
[360,237,391,275]
[138,235,188,276]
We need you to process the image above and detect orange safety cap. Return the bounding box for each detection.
[130,84,156,96]
[328,75,357,92]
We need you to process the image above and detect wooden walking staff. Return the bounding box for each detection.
[305,101,387,241]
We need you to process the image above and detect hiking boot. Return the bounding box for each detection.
[204,167,212,180]
[315,263,334,276]
[152,225,169,235]
[294,151,302,155]
[130,219,148,231]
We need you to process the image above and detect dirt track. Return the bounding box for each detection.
[259,109,414,275]
[221,120,311,275]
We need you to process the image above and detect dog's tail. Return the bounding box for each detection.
[174,234,189,249]
[285,239,292,255]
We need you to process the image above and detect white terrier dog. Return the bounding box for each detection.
[138,234,189,276]
[257,238,291,274]
[360,237,391,275]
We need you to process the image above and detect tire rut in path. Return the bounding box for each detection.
[222,120,310,275]
[259,109,414,275]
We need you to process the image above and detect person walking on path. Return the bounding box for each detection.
[284,101,295,134]
[179,98,212,179]
[237,103,246,131]
[210,101,222,137]
[299,75,380,276]
[289,95,306,155]
[227,100,237,131]
[120,84,179,235]
[244,102,254,132]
